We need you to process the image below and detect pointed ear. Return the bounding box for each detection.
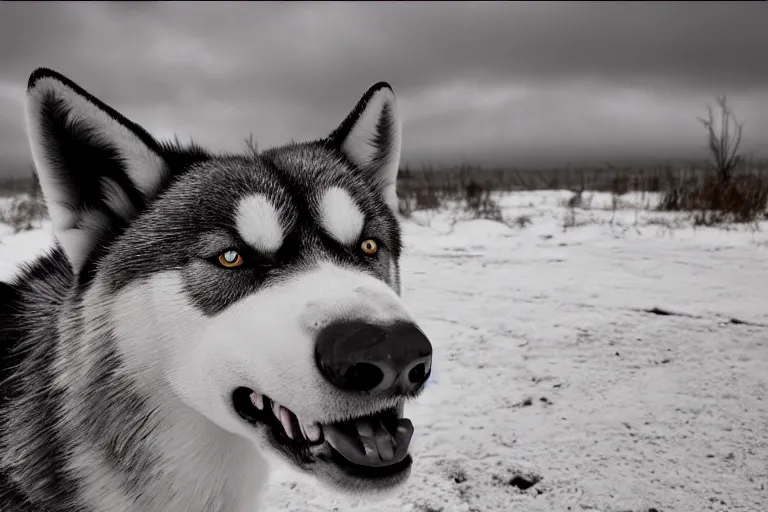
[327,82,402,211]
[25,68,169,274]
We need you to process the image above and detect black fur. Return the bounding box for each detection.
[327,81,394,150]
[327,82,398,183]
[0,251,84,511]
[28,68,162,154]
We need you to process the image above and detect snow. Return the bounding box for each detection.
[1,191,767,511]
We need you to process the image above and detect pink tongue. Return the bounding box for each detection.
[324,417,413,468]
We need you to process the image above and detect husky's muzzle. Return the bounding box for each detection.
[233,319,432,477]
[313,320,432,467]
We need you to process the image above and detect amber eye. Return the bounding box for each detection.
[360,239,378,256]
[218,250,244,268]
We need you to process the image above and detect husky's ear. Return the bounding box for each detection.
[327,82,402,211]
[25,68,168,274]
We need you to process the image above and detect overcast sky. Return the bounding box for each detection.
[1,1,767,177]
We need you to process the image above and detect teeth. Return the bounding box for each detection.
[279,407,295,440]
[250,393,323,443]
[304,422,322,442]
[250,392,264,410]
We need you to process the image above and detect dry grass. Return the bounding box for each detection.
[397,160,768,225]
[658,173,768,225]
[0,177,38,197]
[0,173,47,233]
[397,164,505,220]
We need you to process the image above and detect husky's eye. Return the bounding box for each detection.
[360,239,378,256]
[218,250,244,268]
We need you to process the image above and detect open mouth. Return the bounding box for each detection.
[232,387,414,478]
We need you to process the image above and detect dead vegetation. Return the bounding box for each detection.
[395,158,768,228]
[0,195,47,233]
[396,164,507,223]
[657,97,767,226]
[396,96,767,227]
[0,170,47,233]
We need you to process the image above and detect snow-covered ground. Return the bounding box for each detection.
[1,191,767,512]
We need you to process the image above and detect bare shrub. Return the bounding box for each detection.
[397,194,415,218]
[658,98,767,224]
[660,174,768,225]
[566,190,582,209]
[415,188,442,210]
[397,165,506,223]
[562,207,577,231]
[464,180,504,222]
[699,96,743,183]
[0,194,48,233]
[608,192,621,226]
[562,190,593,210]
[610,173,630,195]
[513,214,532,228]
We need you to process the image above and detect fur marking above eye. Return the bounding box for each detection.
[318,187,364,246]
[218,250,244,268]
[361,239,378,256]
[236,193,285,254]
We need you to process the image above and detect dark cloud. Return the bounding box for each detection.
[1,1,767,176]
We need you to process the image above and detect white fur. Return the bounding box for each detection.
[317,187,365,246]
[25,76,167,273]
[117,261,414,427]
[235,194,285,254]
[103,261,415,509]
[61,280,269,512]
[340,87,402,211]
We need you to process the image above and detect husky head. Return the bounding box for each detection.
[25,68,432,494]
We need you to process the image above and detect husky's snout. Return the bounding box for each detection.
[309,320,431,469]
[314,320,432,395]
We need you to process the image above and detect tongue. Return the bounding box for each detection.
[324,417,413,468]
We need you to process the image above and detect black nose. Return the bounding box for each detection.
[314,321,433,395]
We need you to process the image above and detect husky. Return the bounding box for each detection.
[0,68,433,512]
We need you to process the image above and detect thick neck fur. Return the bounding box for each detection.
[0,248,268,512]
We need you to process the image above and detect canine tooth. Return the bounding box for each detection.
[304,422,322,442]
[250,393,264,410]
[279,408,295,440]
